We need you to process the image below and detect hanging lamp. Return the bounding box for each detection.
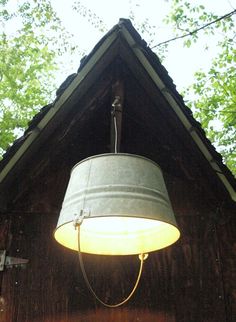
[54,153,180,255]
[54,95,180,306]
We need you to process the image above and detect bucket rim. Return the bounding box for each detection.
[71,153,161,172]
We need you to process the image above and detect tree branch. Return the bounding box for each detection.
[151,9,236,49]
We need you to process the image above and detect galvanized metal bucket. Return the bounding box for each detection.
[54,153,180,255]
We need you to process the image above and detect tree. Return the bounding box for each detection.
[0,0,75,155]
[72,0,236,176]
[72,0,164,57]
[162,0,236,176]
[1,0,235,177]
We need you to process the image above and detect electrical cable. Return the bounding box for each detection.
[152,9,236,48]
[113,114,118,154]
[75,96,145,307]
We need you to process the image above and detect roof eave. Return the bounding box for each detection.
[118,22,236,202]
[0,26,120,186]
[0,19,235,203]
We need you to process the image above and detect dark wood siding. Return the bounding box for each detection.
[1,168,235,321]
[0,56,235,322]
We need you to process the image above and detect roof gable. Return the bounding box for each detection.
[0,18,235,203]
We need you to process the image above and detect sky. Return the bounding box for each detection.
[3,0,235,94]
[50,0,236,92]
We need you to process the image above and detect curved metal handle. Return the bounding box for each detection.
[76,224,147,308]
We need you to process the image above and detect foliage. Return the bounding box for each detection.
[0,0,75,155]
[73,0,236,175]
[72,0,166,59]
[1,0,235,178]
[72,0,108,33]
[163,0,236,176]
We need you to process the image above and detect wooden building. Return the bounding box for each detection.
[0,19,236,321]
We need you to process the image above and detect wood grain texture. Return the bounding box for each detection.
[0,216,11,321]
[0,57,235,322]
[1,191,233,321]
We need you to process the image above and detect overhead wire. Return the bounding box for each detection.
[151,9,236,48]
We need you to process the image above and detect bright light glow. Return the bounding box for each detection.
[54,216,180,255]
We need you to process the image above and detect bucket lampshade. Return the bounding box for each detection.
[54,153,180,255]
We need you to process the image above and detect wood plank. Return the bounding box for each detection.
[0,215,11,321]
[0,204,229,321]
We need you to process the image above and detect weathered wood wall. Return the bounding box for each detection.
[1,155,235,321]
[0,61,235,321]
